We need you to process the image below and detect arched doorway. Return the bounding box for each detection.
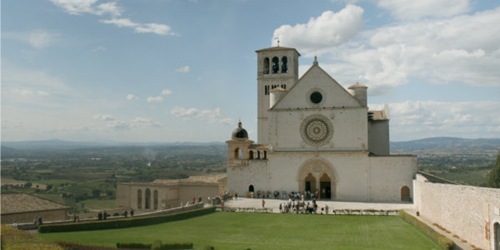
[320,173,331,199]
[305,173,316,194]
[401,186,411,202]
[495,222,500,250]
[248,185,254,193]
[297,158,337,200]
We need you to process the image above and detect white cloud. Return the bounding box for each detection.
[2,64,70,103]
[376,0,470,20]
[272,5,364,55]
[161,89,173,96]
[305,6,500,93]
[51,0,174,36]
[93,114,115,121]
[176,66,190,73]
[50,0,122,16]
[126,94,139,101]
[372,101,500,140]
[92,46,106,52]
[147,96,163,103]
[133,117,162,127]
[106,120,131,130]
[170,106,233,125]
[29,30,55,49]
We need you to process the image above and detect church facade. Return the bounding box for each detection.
[226,46,417,202]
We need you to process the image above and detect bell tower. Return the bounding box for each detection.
[255,46,300,144]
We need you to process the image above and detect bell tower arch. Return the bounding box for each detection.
[256,46,300,144]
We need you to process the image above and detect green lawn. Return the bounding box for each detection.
[41,212,440,250]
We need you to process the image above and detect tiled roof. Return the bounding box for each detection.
[1,193,69,214]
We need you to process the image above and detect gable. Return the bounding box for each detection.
[272,64,361,110]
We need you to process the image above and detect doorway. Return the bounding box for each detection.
[495,222,499,250]
[320,173,331,199]
[401,186,410,202]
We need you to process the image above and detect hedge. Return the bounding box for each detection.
[399,210,454,250]
[39,207,216,233]
[116,242,193,250]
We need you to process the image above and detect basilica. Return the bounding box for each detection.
[226,46,417,202]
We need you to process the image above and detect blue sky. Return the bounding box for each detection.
[2,0,499,143]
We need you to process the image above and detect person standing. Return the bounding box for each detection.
[261,199,265,208]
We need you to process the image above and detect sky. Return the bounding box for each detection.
[1,0,499,143]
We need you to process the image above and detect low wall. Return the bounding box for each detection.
[414,174,500,250]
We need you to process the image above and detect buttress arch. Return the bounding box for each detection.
[297,158,337,200]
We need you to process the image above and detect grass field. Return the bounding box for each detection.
[40,212,440,250]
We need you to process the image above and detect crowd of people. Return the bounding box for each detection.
[278,199,330,214]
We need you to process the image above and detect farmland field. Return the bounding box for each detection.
[40,212,440,250]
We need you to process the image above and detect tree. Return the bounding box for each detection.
[488,155,500,188]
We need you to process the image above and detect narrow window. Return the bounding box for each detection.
[272,57,279,74]
[153,190,158,210]
[145,188,151,209]
[281,56,288,73]
[263,58,270,74]
[137,189,142,209]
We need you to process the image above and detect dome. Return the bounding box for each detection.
[232,121,248,140]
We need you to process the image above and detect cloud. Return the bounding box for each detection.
[93,114,116,121]
[50,0,122,16]
[51,0,175,36]
[170,106,233,125]
[29,30,55,49]
[161,89,173,96]
[371,101,500,140]
[2,63,70,103]
[133,117,162,127]
[147,96,163,103]
[106,120,131,130]
[272,5,364,55]
[176,66,190,73]
[376,0,470,20]
[126,94,139,101]
[292,6,500,93]
[92,46,106,52]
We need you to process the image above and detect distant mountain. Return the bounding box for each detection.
[1,139,225,151]
[391,137,500,154]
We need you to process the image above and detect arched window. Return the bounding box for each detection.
[234,148,240,159]
[145,188,151,209]
[272,57,279,74]
[249,150,254,159]
[281,56,288,73]
[263,58,270,74]
[137,189,142,209]
[153,190,158,210]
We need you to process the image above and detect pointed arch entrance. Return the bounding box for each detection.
[297,158,337,200]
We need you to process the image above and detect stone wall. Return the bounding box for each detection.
[2,209,68,224]
[414,174,500,249]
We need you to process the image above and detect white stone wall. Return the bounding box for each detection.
[414,175,500,249]
[227,152,416,202]
[269,108,368,151]
[369,156,417,202]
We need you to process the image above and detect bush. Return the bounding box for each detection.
[399,210,454,250]
[39,207,216,233]
[151,240,162,250]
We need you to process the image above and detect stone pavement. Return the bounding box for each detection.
[224,197,415,212]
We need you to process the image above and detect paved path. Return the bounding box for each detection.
[224,198,415,212]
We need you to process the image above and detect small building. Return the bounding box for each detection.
[1,193,70,224]
[116,174,227,211]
